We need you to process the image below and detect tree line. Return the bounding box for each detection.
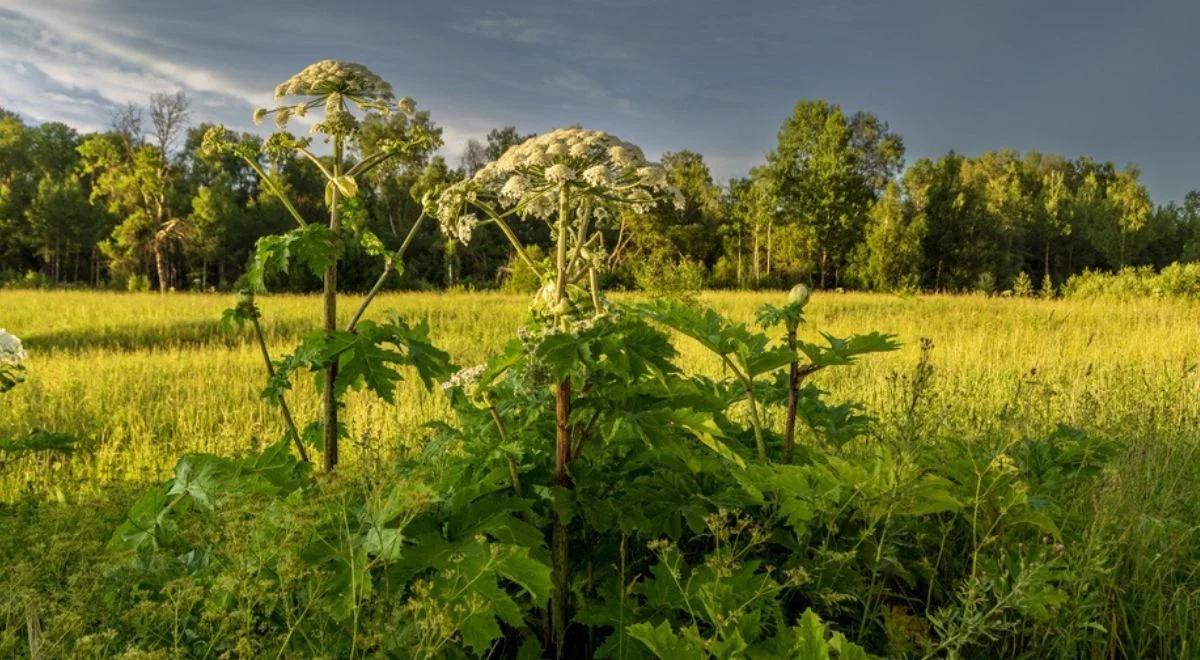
[1,96,1197,293]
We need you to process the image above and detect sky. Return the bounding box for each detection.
[0,0,1196,202]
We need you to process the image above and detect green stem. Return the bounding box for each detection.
[239,157,307,228]
[721,354,767,462]
[250,310,309,462]
[784,324,799,463]
[344,213,427,333]
[476,207,544,279]
[554,185,570,307]
[488,404,523,497]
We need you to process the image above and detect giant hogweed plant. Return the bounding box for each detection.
[201,60,442,470]
[431,126,683,650]
[103,121,1099,657]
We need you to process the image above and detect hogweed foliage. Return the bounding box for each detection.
[95,71,1128,659]
[204,60,441,471]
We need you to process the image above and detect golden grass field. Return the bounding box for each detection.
[2,289,1198,501]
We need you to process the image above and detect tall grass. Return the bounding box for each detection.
[2,290,1197,501]
[1,289,1199,656]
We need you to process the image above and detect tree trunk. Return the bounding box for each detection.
[766,220,773,280]
[752,221,760,284]
[1044,239,1051,283]
[154,243,169,293]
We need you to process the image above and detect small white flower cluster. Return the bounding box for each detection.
[441,364,486,393]
[0,329,26,367]
[433,126,682,245]
[434,183,480,245]
[253,60,416,135]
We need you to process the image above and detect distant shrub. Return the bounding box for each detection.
[1,270,50,290]
[1040,273,1056,299]
[633,252,707,301]
[1062,262,1200,300]
[974,271,997,295]
[125,274,152,293]
[1012,271,1034,297]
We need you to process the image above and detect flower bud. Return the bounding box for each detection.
[787,283,811,308]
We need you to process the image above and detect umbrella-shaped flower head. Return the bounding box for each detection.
[433,126,678,245]
[253,60,417,136]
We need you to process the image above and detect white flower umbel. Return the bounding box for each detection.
[441,364,486,393]
[251,60,418,138]
[432,126,678,253]
[0,329,27,366]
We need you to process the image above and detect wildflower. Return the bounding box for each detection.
[0,330,26,366]
[274,60,394,102]
[544,163,575,184]
[608,145,635,166]
[453,213,479,244]
[989,451,1018,474]
[500,175,529,202]
[432,125,681,244]
[441,364,486,393]
[582,164,611,187]
[637,165,668,188]
[256,60,400,132]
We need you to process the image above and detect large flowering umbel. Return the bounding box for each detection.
[253,60,417,137]
[0,329,27,393]
[433,126,682,247]
[0,329,26,367]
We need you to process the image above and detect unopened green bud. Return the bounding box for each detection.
[788,283,811,308]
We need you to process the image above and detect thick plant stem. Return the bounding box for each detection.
[784,324,799,464]
[250,312,309,462]
[588,268,602,315]
[322,134,343,472]
[551,184,572,656]
[552,376,571,655]
[554,187,570,304]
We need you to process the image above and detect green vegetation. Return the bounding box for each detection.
[3,289,1199,657]
[1062,262,1200,300]
[3,95,1200,295]
[3,59,1199,659]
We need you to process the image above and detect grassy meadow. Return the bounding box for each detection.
[3,289,1200,657]
[2,289,1198,500]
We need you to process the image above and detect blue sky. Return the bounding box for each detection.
[1,1,1196,202]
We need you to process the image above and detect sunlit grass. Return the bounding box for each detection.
[2,289,1198,500]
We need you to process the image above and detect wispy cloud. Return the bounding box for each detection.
[546,68,635,115]
[0,5,265,135]
[453,16,565,45]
